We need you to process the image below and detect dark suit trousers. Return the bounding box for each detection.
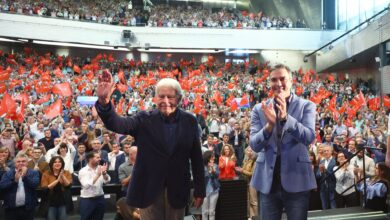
[5,206,35,220]
[335,191,359,208]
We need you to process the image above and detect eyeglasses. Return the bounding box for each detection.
[270,76,286,83]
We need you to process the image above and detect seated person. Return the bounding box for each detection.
[357,162,389,212]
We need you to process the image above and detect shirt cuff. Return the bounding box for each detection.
[263,128,272,140]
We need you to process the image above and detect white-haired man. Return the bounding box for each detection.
[95,70,205,220]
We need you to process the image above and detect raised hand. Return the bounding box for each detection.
[274,94,287,120]
[101,163,108,173]
[97,70,115,106]
[261,101,276,126]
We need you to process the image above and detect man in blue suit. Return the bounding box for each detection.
[250,64,317,220]
[0,153,40,220]
[95,71,205,220]
[316,144,336,209]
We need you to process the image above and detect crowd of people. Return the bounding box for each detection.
[0,1,306,29]
[0,45,389,219]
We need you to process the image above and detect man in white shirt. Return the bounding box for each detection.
[350,150,376,179]
[78,151,111,220]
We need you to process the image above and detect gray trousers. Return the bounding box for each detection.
[140,189,185,220]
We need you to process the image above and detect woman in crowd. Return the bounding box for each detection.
[218,144,237,180]
[333,152,359,208]
[309,151,322,210]
[2,147,15,169]
[0,147,11,179]
[202,150,220,220]
[235,146,258,218]
[45,140,76,173]
[357,162,389,212]
[41,156,72,220]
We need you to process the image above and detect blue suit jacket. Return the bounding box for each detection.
[115,153,126,171]
[0,169,40,210]
[316,158,336,191]
[250,94,317,194]
[96,103,205,209]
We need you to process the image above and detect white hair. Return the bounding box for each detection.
[155,78,183,103]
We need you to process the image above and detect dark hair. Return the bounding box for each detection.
[309,151,317,166]
[270,64,291,74]
[57,143,68,155]
[86,151,98,162]
[203,150,214,166]
[49,156,65,173]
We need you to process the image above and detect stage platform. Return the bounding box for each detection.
[296,207,389,220]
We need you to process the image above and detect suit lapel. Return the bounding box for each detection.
[281,94,299,140]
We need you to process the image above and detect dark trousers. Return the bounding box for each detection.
[258,177,310,220]
[234,146,244,167]
[335,191,360,208]
[5,206,35,220]
[79,196,106,220]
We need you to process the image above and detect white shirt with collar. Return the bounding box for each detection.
[78,164,111,198]
[15,175,26,207]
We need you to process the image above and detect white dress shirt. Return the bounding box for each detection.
[15,177,26,207]
[78,164,111,198]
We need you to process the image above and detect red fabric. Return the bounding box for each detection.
[52,82,73,97]
[384,96,390,108]
[44,99,63,119]
[240,93,248,106]
[35,94,51,105]
[218,156,237,179]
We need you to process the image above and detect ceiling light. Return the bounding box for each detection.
[137,48,223,53]
[227,50,258,54]
[33,40,130,51]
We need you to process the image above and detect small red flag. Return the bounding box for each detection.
[52,82,73,97]
[44,99,63,119]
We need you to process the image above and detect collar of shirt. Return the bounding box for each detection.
[160,109,180,124]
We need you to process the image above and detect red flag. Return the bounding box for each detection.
[0,70,10,81]
[65,97,72,109]
[0,93,17,118]
[295,86,303,96]
[231,100,238,112]
[118,70,126,84]
[328,74,335,82]
[73,65,81,74]
[368,97,380,111]
[0,83,6,94]
[227,83,235,90]
[44,99,63,119]
[17,101,25,123]
[52,82,73,97]
[213,91,223,105]
[384,96,390,109]
[328,95,337,112]
[116,83,128,94]
[53,67,64,78]
[240,94,249,106]
[35,94,51,105]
